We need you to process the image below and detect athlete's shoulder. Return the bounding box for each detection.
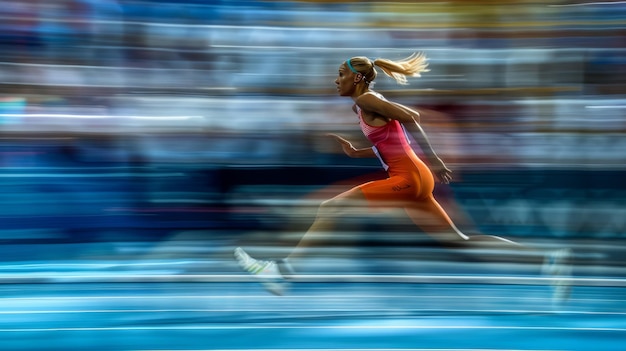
[357,91,385,101]
[355,91,385,111]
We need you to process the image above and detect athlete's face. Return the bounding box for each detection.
[334,63,354,97]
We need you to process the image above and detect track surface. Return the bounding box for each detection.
[1,245,624,351]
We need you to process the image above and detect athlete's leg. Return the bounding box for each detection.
[280,173,386,236]
[235,178,392,289]
[404,195,573,302]
[404,195,544,264]
[285,174,423,268]
[285,185,369,271]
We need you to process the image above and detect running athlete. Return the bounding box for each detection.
[235,53,571,300]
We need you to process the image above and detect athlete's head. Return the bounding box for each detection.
[335,52,430,97]
[335,56,375,96]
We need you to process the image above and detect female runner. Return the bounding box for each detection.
[235,53,571,300]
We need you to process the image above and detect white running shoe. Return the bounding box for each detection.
[234,247,287,295]
[542,248,573,304]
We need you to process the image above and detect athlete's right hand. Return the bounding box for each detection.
[327,133,357,157]
[429,157,453,184]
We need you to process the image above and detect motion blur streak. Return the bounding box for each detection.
[0,1,624,350]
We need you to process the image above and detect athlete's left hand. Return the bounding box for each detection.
[327,133,357,157]
[430,157,452,184]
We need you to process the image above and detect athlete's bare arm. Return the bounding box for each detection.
[403,122,452,183]
[327,133,376,158]
[354,92,421,125]
[355,93,452,183]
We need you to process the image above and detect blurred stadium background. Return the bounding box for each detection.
[0,0,625,350]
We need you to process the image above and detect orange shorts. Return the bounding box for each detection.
[354,147,435,203]
[356,167,455,233]
[359,176,411,201]
[358,166,434,203]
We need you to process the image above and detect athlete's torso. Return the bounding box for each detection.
[356,94,422,174]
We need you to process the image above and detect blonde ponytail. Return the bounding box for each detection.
[372,52,429,85]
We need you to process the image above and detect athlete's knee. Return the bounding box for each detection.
[318,197,343,216]
[318,194,363,217]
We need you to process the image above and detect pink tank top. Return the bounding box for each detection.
[357,103,415,173]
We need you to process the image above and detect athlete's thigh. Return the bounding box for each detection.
[403,195,465,240]
[357,176,417,205]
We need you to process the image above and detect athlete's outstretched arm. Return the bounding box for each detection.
[327,133,376,158]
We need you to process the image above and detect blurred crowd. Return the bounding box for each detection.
[0,1,624,167]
